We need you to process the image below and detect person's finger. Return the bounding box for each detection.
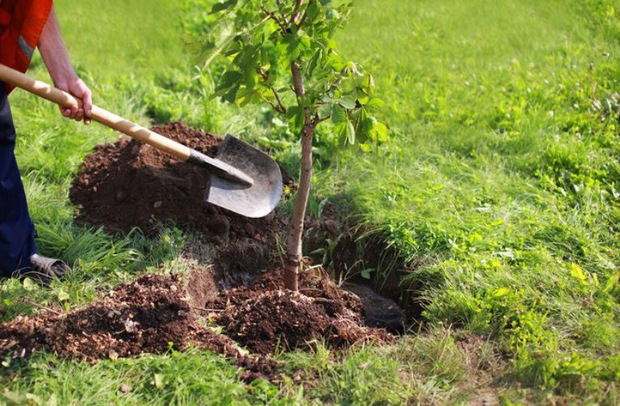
[75,108,84,122]
[82,88,93,125]
[61,107,71,117]
[69,104,79,119]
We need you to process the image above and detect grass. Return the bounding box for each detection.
[0,0,618,404]
[319,0,620,401]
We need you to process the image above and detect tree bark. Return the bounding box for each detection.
[284,60,314,291]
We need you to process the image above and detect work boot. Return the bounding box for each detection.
[15,254,71,285]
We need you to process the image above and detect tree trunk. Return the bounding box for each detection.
[283,122,314,290]
[284,60,314,291]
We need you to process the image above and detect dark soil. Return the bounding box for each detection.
[204,267,394,355]
[0,275,225,361]
[70,122,281,239]
[0,269,392,382]
[0,274,277,381]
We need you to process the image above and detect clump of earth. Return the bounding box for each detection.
[0,269,392,381]
[70,122,286,240]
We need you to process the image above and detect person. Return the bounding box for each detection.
[0,1,92,282]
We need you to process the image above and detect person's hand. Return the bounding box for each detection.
[55,77,92,125]
[38,8,93,125]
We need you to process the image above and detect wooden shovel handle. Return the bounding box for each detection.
[0,64,192,161]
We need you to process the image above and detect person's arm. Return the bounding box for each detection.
[38,8,92,124]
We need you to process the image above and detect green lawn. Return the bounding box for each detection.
[1,0,618,404]
[328,0,620,401]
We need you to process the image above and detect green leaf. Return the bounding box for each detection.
[286,105,302,119]
[234,45,260,72]
[154,373,165,389]
[359,143,373,153]
[57,289,70,302]
[334,122,348,143]
[22,277,37,291]
[370,120,388,142]
[326,8,340,20]
[366,98,385,110]
[360,268,374,280]
[365,73,376,93]
[331,105,346,124]
[237,87,261,107]
[336,96,357,110]
[222,83,240,103]
[570,263,588,284]
[604,271,619,293]
[210,0,237,14]
[493,287,511,298]
[307,2,320,21]
[287,106,304,133]
[318,103,332,119]
[346,119,356,144]
[216,71,243,91]
[306,49,322,76]
[283,34,302,59]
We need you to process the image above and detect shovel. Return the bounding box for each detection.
[0,64,283,218]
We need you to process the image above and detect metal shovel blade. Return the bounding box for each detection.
[205,135,283,218]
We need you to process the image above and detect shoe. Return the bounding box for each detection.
[16,254,71,285]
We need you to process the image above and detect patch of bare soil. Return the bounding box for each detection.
[0,274,277,381]
[0,268,392,382]
[70,122,282,240]
[204,267,394,355]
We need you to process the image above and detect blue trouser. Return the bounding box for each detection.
[0,83,36,277]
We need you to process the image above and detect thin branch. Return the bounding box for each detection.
[257,67,287,114]
[313,114,328,125]
[261,93,286,115]
[256,67,269,82]
[297,0,314,28]
[291,60,307,104]
[262,7,288,35]
[290,0,304,25]
[271,87,287,114]
[275,0,288,22]
[262,96,281,114]
[23,299,63,315]
[191,306,224,313]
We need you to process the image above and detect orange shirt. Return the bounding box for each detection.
[0,0,53,93]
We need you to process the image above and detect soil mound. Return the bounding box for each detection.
[0,274,277,381]
[206,268,394,354]
[0,270,392,381]
[0,275,239,360]
[70,122,280,239]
